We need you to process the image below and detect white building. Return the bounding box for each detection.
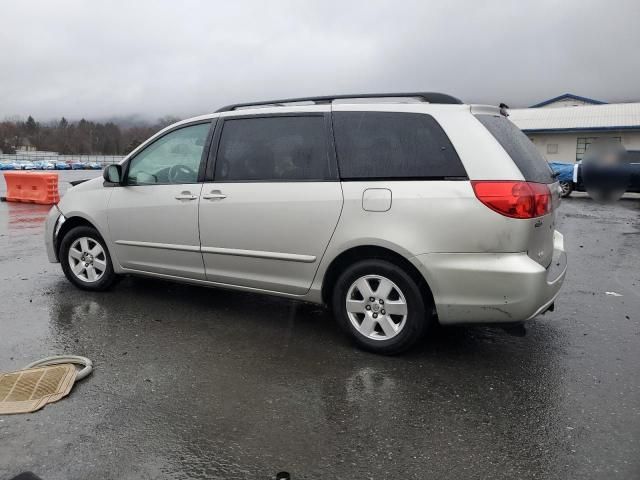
[509,94,640,163]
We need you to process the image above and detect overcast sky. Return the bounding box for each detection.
[1,0,639,121]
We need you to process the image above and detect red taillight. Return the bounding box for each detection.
[471,181,552,219]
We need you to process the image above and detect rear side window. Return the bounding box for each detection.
[214,116,332,181]
[332,112,466,180]
[626,150,640,163]
[475,114,555,183]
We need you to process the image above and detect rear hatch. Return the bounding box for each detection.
[474,113,559,268]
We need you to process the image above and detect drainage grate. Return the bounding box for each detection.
[0,364,77,414]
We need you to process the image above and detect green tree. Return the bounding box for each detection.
[25,115,38,134]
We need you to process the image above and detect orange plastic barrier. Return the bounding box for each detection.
[2,171,60,205]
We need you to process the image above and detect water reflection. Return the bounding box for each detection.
[344,366,396,403]
[3,201,50,233]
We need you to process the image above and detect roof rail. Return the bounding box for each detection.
[215,92,463,112]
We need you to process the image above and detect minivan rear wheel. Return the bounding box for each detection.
[59,226,118,291]
[332,259,432,354]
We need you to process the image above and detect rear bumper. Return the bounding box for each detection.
[412,231,567,325]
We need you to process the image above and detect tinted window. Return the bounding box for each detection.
[332,112,466,179]
[127,123,210,185]
[626,150,640,164]
[214,116,331,181]
[476,114,555,183]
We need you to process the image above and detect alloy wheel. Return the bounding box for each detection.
[68,236,107,283]
[345,275,408,340]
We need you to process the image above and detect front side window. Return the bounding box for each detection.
[127,123,210,185]
[332,112,466,179]
[214,116,331,181]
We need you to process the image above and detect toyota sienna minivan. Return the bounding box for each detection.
[45,92,567,354]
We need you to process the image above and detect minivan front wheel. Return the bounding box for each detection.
[332,259,431,354]
[60,226,118,291]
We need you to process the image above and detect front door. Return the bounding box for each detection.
[198,113,343,294]
[108,122,212,279]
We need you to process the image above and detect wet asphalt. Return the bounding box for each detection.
[0,172,638,480]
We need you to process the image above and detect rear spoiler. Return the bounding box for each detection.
[470,104,502,116]
[470,104,510,117]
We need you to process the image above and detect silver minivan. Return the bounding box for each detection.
[45,93,567,354]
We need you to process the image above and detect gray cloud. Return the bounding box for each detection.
[1,0,639,121]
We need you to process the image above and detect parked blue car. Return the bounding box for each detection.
[549,155,640,197]
[549,161,574,182]
[55,161,71,170]
[548,161,575,197]
[0,162,17,170]
[70,161,87,170]
[87,162,102,170]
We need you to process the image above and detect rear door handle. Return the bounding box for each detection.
[175,191,198,200]
[202,190,227,200]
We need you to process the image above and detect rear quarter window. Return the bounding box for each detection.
[626,150,640,163]
[475,114,555,183]
[332,112,466,180]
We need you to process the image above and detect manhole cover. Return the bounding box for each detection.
[0,364,77,414]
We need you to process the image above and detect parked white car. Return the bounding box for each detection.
[17,161,37,170]
[45,93,567,354]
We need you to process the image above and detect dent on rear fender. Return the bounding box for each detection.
[309,238,420,303]
[468,230,515,253]
[411,251,550,323]
[316,237,419,282]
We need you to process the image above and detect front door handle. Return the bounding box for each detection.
[175,191,198,200]
[202,190,227,200]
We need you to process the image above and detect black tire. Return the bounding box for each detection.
[331,259,432,355]
[59,225,119,291]
[559,181,573,198]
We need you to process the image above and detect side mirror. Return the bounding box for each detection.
[103,164,122,185]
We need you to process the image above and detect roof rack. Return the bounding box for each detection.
[215,92,463,112]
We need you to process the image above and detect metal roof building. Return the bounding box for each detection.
[528,93,606,108]
[510,102,640,133]
[509,94,640,163]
